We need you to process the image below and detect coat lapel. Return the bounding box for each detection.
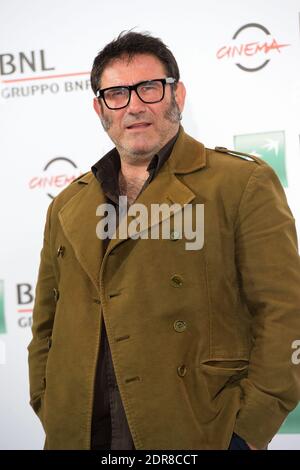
[105,170,194,255]
[106,128,207,255]
[58,174,105,292]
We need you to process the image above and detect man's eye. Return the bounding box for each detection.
[107,88,127,98]
[140,85,156,92]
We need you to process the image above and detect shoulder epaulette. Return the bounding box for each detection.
[214,146,261,163]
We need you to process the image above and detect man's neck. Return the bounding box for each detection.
[119,155,150,181]
[118,157,150,205]
[116,128,179,204]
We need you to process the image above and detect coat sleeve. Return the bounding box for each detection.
[233,162,300,449]
[27,201,58,425]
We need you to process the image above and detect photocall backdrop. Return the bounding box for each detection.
[0,0,300,450]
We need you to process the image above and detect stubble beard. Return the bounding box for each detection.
[99,94,181,160]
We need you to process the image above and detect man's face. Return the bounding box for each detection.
[93,54,186,159]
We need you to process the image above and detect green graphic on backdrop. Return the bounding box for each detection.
[234,131,287,187]
[0,280,5,334]
[279,404,300,433]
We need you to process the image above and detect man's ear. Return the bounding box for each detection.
[93,97,102,117]
[174,81,186,113]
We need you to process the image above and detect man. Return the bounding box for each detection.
[28,31,300,450]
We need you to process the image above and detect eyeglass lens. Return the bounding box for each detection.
[104,80,164,109]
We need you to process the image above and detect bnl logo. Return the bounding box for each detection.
[0,280,6,334]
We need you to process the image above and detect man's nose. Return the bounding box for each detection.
[126,90,147,113]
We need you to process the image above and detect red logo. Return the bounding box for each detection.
[217,23,290,71]
[29,156,82,199]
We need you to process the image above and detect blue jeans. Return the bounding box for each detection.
[228,433,251,450]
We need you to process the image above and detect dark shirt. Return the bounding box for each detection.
[90,130,179,450]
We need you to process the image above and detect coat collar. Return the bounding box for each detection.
[166,125,206,174]
[58,128,206,292]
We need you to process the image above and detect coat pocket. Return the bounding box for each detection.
[198,359,249,399]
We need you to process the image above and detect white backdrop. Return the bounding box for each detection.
[0,0,300,450]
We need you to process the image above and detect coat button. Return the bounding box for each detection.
[56,246,65,257]
[171,274,183,287]
[177,365,187,377]
[174,320,187,333]
[170,230,180,241]
[93,299,101,304]
[53,288,59,302]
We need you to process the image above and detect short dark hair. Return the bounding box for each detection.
[90,30,180,95]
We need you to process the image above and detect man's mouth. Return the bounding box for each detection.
[126,122,152,130]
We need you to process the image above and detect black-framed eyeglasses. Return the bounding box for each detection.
[95,77,177,110]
